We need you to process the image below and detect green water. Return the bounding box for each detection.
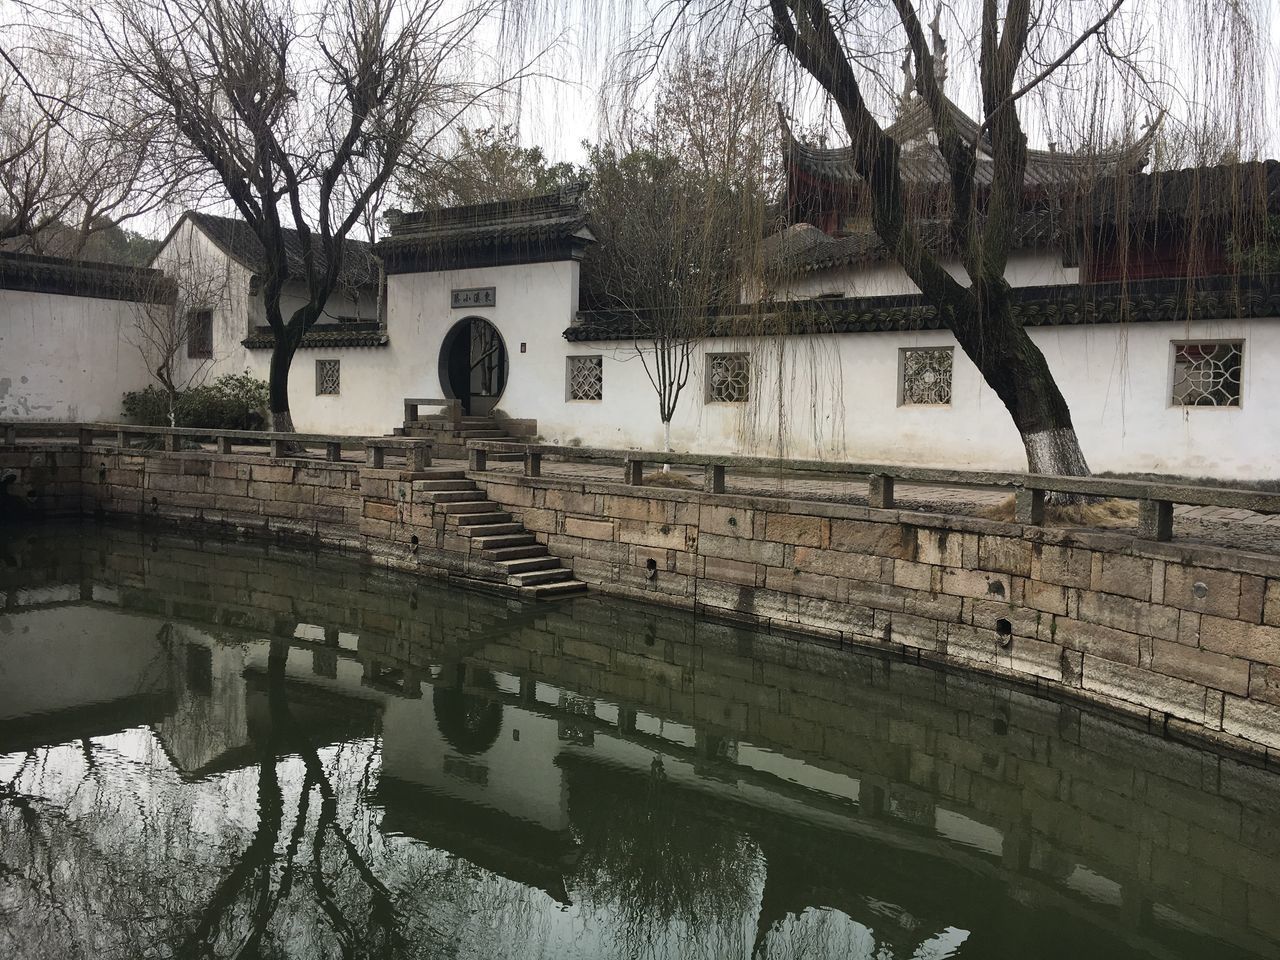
[1,521,1278,960]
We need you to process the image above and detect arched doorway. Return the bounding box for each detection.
[439,317,508,416]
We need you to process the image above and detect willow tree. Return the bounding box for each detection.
[79,0,497,431]
[761,0,1265,478]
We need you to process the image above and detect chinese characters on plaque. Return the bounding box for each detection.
[451,287,496,308]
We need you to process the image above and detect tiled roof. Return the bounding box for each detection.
[564,273,1280,342]
[188,212,379,288]
[0,250,174,303]
[378,188,594,272]
[782,97,1158,190]
[1076,160,1280,225]
[242,323,388,349]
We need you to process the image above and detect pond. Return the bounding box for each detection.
[2,522,1279,960]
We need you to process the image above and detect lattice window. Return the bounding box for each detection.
[706,353,750,403]
[186,310,213,359]
[316,358,340,396]
[567,355,603,401]
[1171,341,1242,407]
[900,347,953,405]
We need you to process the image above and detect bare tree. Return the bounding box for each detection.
[127,237,234,425]
[760,0,1265,481]
[584,43,776,455]
[0,33,181,258]
[80,0,500,431]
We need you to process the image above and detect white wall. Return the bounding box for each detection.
[769,249,1080,301]
[0,288,152,420]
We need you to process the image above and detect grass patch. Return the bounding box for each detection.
[644,472,699,490]
[979,496,1139,528]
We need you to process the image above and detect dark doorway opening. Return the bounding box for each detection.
[439,316,508,416]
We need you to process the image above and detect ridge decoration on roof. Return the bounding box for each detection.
[377,186,596,274]
[780,97,1161,190]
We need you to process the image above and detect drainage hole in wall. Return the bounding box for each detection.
[995,618,1013,647]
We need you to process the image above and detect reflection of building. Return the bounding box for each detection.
[5,529,1279,960]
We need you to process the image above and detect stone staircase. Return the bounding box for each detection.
[418,472,587,599]
[398,414,529,462]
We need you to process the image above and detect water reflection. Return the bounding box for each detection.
[2,522,1279,959]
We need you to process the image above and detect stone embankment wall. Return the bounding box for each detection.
[4,437,1280,762]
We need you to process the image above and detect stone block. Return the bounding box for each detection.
[1163,564,1241,619]
[1022,578,1067,615]
[250,464,294,483]
[941,567,1012,601]
[699,532,784,566]
[979,536,1033,577]
[791,546,883,583]
[1199,616,1280,666]
[914,527,964,566]
[563,515,615,541]
[364,500,400,522]
[883,612,941,651]
[1053,618,1142,666]
[1000,636,1065,682]
[764,566,843,602]
[541,487,600,515]
[1033,544,1092,589]
[892,560,935,592]
[1082,655,1208,723]
[1075,590,1179,641]
[1264,580,1280,627]
[944,623,998,665]
[828,518,906,558]
[702,555,759,586]
[764,512,825,546]
[699,504,754,538]
[970,597,1043,639]
[631,546,674,572]
[601,494,672,524]
[1222,696,1280,750]
[1152,637,1251,695]
[618,519,689,551]
[1240,575,1267,624]
[1248,662,1280,706]
[249,481,313,504]
[1091,553,1153,602]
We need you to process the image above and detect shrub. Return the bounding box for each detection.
[123,372,269,430]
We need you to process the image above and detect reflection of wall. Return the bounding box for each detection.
[0,606,173,723]
[380,688,569,833]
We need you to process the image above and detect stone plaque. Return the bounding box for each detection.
[451,286,496,308]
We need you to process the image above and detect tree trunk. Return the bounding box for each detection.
[662,419,672,473]
[268,342,296,434]
[947,289,1090,496]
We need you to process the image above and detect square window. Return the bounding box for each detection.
[1171,341,1242,407]
[187,309,213,359]
[706,353,750,403]
[900,347,953,405]
[316,358,340,396]
[567,355,603,401]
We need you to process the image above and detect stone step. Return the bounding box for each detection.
[413,469,466,480]
[460,521,523,536]
[456,429,509,439]
[496,556,561,574]
[439,500,502,515]
[415,479,476,492]
[451,511,515,528]
[524,579,588,599]
[425,490,488,504]
[473,532,538,550]
[508,567,574,587]
[482,544,548,561]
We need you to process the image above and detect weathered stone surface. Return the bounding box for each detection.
[699,532,784,566]
[979,536,1033,577]
[764,512,825,547]
[1248,662,1280,706]
[1034,544,1093,589]
[1199,616,1280,666]
[564,515,615,541]
[363,500,399,522]
[765,567,843,602]
[702,556,760,587]
[1075,590,1179,641]
[1053,618,1142,666]
[829,519,905,558]
[940,567,1012,601]
[1151,638,1251,695]
[1091,553,1153,602]
[1164,564,1242,619]
[892,560,935,593]
[1082,655,1208,723]
[1222,695,1280,750]
[791,546,883,583]
[915,528,964,567]
[618,519,688,551]
[699,504,754,538]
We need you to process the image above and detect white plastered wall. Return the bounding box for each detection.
[0,287,151,420]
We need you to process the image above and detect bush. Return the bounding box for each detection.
[123,373,269,430]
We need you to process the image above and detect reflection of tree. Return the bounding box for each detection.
[566,756,761,960]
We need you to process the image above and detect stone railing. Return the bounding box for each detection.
[2,421,432,470]
[466,441,1280,544]
[403,397,462,430]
